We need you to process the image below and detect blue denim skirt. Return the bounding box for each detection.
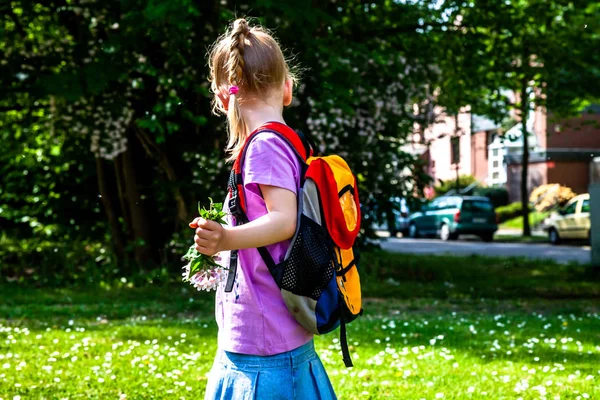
[204,340,337,400]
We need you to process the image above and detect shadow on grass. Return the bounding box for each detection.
[2,275,599,386]
[0,285,214,323]
[360,251,600,300]
[345,301,600,374]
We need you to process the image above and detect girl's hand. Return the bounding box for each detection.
[189,218,228,256]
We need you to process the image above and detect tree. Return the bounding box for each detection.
[1,0,440,280]
[1,0,253,274]
[434,0,600,236]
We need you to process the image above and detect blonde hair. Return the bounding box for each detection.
[209,18,293,162]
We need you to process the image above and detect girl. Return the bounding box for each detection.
[189,18,337,400]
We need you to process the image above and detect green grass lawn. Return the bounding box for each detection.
[1,287,599,399]
[1,252,600,399]
[500,212,549,230]
[359,252,599,300]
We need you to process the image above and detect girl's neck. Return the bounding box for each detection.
[240,100,286,134]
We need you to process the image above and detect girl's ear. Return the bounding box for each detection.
[283,78,293,107]
[216,91,229,112]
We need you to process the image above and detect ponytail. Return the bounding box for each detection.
[209,18,292,162]
[224,19,249,162]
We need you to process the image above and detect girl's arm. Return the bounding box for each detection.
[190,184,297,256]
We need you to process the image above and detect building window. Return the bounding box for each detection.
[492,172,499,180]
[492,149,499,157]
[493,160,499,168]
[451,136,460,165]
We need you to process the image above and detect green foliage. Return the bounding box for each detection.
[2,0,437,276]
[473,186,509,208]
[434,175,477,196]
[2,0,599,277]
[500,211,550,230]
[495,202,526,223]
[433,0,600,236]
[434,175,508,208]
[182,200,227,278]
[495,202,547,229]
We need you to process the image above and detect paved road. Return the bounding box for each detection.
[380,237,591,264]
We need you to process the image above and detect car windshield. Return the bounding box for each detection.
[461,200,493,212]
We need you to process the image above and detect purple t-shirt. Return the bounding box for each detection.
[215,132,313,355]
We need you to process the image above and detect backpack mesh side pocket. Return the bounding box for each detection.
[271,214,335,300]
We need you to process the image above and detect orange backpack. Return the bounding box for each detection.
[226,121,363,367]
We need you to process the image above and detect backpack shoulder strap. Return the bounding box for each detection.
[225,122,309,292]
[233,121,310,175]
[230,121,310,216]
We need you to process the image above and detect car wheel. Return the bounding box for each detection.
[440,224,454,241]
[549,228,561,245]
[408,223,419,239]
[480,233,494,242]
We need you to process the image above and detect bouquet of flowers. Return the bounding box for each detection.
[182,199,228,291]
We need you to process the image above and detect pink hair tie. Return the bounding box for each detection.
[229,86,239,95]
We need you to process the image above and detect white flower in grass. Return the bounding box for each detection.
[435,393,444,399]
[467,386,475,393]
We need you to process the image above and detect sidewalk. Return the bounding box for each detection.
[496,228,546,237]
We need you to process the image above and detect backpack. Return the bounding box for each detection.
[225,121,363,367]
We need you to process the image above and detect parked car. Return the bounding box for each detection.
[370,197,410,237]
[407,196,498,241]
[543,193,590,245]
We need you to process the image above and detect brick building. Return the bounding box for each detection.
[504,105,600,202]
[410,105,600,201]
